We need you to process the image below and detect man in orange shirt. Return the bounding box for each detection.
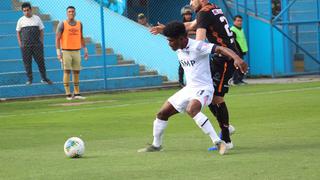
[56,6,88,100]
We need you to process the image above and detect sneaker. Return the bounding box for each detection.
[226,142,234,150]
[66,94,73,100]
[26,80,32,85]
[74,94,86,100]
[138,145,163,153]
[216,141,227,155]
[41,79,53,85]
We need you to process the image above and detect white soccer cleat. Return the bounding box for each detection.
[229,125,236,135]
[226,142,234,150]
[216,140,227,155]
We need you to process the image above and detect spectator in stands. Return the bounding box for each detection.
[230,15,248,85]
[56,6,88,100]
[16,2,52,85]
[137,13,152,28]
[178,5,196,87]
[272,0,281,16]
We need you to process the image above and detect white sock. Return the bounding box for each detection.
[152,118,168,147]
[193,112,221,144]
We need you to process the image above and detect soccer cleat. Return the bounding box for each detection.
[74,94,86,100]
[208,141,234,151]
[26,80,32,85]
[137,145,163,153]
[219,124,236,138]
[216,140,227,155]
[229,125,236,135]
[41,79,53,85]
[208,146,218,151]
[66,94,73,100]
[226,142,234,150]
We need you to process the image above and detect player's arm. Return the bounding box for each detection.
[38,17,45,44]
[40,29,44,44]
[80,23,88,60]
[184,19,197,31]
[195,11,208,41]
[55,22,63,61]
[16,20,22,48]
[16,31,22,48]
[196,28,206,41]
[150,20,197,35]
[214,46,248,73]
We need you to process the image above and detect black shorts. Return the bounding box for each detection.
[210,55,235,97]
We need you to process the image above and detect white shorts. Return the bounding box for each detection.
[168,86,214,113]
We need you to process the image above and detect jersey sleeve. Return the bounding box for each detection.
[196,11,210,29]
[37,16,45,30]
[16,19,22,31]
[195,41,217,56]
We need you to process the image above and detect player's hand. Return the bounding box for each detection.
[150,22,165,35]
[234,58,248,74]
[84,52,88,61]
[84,47,89,61]
[57,55,62,62]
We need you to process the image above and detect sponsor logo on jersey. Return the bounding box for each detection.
[180,59,196,67]
[212,8,223,15]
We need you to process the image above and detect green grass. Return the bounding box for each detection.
[0,82,320,180]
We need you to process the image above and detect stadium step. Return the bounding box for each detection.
[0,54,118,73]
[0,64,140,86]
[0,44,97,60]
[0,75,163,98]
[0,21,55,35]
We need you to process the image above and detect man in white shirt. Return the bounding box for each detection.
[138,21,247,155]
[16,2,52,85]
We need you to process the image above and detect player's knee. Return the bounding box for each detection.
[186,106,200,118]
[156,111,169,120]
[64,70,71,74]
[212,96,224,105]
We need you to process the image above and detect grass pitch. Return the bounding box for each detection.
[0,82,319,180]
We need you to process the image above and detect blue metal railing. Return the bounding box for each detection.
[221,0,320,76]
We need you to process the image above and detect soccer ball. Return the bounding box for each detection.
[64,137,85,158]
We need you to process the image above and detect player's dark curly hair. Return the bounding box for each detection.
[163,21,187,38]
[21,2,31,10]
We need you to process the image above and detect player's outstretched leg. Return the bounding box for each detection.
[187,100,227,155]
[138,102,178,153]
[208,96,234,150]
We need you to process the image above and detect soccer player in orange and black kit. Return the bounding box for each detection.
[151,0,242,150]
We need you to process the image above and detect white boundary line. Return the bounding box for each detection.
[0,86,319,118]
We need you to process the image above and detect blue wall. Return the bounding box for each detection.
[248,16,286,76]
[21,0,179,80]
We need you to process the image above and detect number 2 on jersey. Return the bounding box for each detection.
[219,16,234,44]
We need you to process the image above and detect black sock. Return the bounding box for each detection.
[208,103,217,117]
[215,102,231,143]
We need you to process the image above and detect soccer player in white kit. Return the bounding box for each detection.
[138,21,247,155]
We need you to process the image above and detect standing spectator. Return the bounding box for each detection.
[178,5,196,87]
[56,6,88,100]
[230,15,248,85]
[137,13,152,28]
[16,2,52,85]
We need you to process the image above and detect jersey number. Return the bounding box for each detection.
[219,16,234,44]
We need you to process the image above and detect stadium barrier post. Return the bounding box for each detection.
[100,0,107,90]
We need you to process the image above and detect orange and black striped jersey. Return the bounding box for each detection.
[196,3,237,52]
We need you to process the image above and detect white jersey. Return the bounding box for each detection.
[176,38,216,89]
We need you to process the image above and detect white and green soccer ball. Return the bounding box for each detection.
[64,137,85,158]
